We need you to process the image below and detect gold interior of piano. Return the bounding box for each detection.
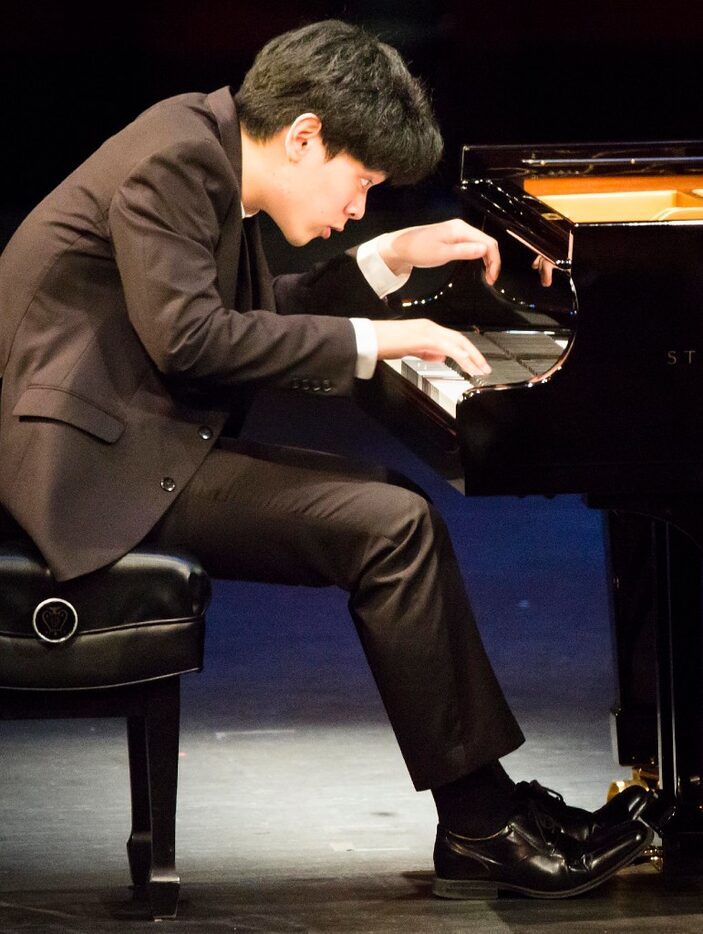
[524,175,703,222]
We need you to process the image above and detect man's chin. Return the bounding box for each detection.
[282,229,314,247]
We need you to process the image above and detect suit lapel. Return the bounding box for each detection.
[247,218,276,312]
[214,208,242,309]
[206,87,273,313]
[205,87,242,180]
[236,218,253,311]
[205,88,244,308]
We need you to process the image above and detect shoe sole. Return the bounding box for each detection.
[432,826,653,900]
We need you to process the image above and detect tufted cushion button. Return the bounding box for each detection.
[160,477,177,493]
[322,379,333,392]
[198,426,213,441]
[32,597,79,644]
[290,378,300,390]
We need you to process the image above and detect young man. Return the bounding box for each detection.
[0,20,651,899]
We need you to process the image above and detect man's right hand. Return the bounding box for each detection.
[372,319,491,376]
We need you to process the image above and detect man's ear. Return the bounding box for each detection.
[284,113,323,162]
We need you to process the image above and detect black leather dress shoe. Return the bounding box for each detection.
[433,804,652,899]
[514,780,650,842]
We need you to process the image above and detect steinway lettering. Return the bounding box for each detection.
[667,350,698,365]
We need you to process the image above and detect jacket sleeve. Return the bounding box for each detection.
[108,137,358,393]
[273,252,396,318]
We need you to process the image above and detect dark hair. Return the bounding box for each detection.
[235,20,443,185]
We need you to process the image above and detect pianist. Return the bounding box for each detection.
[0,20,651,899]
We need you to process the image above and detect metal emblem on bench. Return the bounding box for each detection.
[32,598,79,644]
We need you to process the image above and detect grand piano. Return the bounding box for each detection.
[357,141,703,878]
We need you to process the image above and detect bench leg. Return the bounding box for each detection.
[126,715,152,888]
[144,677,181,920]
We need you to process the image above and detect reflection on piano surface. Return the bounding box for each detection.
[357,141,703,879]
[395,328,567,416]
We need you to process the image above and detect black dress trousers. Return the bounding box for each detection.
[146,437,524,790]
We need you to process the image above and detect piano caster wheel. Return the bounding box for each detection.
[633,844,663,870]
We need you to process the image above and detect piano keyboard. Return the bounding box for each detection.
[388,330,568,418]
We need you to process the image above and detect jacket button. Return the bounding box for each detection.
[160,477,176,492]
[198,426,213,440]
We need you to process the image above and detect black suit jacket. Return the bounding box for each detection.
[0,87,387,579]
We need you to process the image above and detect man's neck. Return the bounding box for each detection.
[240,127,281,217]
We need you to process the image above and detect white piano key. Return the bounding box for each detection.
[401,357,464,381]
[425,377,473,418]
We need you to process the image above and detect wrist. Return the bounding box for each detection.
[377,232,413,278]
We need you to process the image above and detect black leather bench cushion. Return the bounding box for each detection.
[0,542,209,690]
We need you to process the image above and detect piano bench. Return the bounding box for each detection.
[0,539,210,921]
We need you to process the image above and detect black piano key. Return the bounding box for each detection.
[459,331,510,358]
[447,357,536,386]
[473,359,536,386]
[522,356,561,376]
[489,331,565,358]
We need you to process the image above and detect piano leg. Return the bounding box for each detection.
[653,519,703,878]
[601,505,703,878]
[607,511,658,772]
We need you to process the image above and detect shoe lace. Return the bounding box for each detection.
[524,797,565,853]
[527,779,565,807]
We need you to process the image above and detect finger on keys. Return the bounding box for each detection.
[454,338,491,376]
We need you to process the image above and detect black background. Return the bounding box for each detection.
[3,0,703,210]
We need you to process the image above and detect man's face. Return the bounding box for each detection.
[269,134,386,246]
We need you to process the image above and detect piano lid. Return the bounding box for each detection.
[461,141,703,183]
[459,141,703,265]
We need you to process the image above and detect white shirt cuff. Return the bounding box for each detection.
[349,318,378,380]
[356,236,411,299]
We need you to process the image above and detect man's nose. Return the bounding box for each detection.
[346,192,367,221]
